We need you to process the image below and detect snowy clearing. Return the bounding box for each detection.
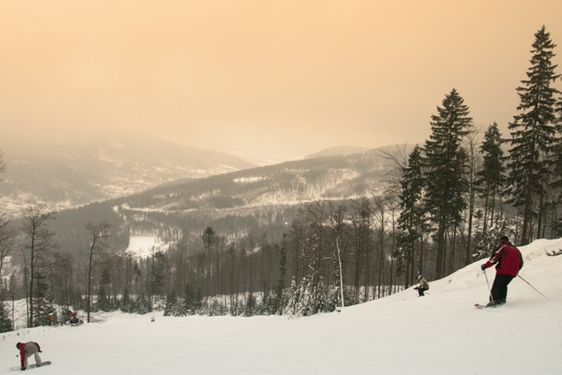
[1,238,562,374]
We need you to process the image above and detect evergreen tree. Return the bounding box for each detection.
[396,145,426,287]
[244,291,256,316]
[507,26,560,244]
[202,227,217,296]
[148,251,168,302]
[476,123,506,235]
[553,97,562,236]
[424,89,472,278]
[32,268,50,326]
[182,285,202,315]
[274,236,288,314]
[553,98,562,195]
[97,262,112,311]
[0,301,13,332]
[163,289,178,316]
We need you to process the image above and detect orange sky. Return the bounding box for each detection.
[1,0,561,161]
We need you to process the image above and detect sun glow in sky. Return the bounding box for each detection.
[1,0,561,161]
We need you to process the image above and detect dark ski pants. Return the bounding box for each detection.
[490,275,515,304]
[415,287,428,296]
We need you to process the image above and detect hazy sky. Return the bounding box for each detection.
[1,0,561,161]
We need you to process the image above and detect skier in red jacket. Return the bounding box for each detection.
[481,236,524,307]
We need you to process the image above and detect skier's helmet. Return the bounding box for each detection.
[499,235,510,243]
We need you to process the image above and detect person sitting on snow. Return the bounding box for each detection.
[414,275,429,296]
[16,341,43,370]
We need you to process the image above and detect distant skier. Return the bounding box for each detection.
[480,235,524,307]
[16,342,42,370]
[414,275,429,296]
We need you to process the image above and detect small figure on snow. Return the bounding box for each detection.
[16,342,42,370]
[150,315,156,323]
[66,310,82,325]
[47,312,56,326]
[480,235,524,307]
[414,275,429,296]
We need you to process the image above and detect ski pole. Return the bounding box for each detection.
[483,269,494,304]
[517,275,549,300]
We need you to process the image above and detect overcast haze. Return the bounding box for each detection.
[1,0,562,161]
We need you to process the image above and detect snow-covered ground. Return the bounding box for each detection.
[1,238,562,374]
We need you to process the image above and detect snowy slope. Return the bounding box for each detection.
[1,238,562,374]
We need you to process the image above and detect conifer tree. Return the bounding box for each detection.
[396,145,426,287]
[552,98,562,236]
[476,123,506,235]
[0,301,12,332]
[553,98,562,193]
[424,89,472,278]
[274,236,287,314]
[507,26,560,244]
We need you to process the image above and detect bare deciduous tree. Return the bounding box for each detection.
[86,222,111,323]
[0,214,16,278]
[22,205,55,327]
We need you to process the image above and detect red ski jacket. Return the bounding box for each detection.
[483,244,524,277]
[18,342,41,367]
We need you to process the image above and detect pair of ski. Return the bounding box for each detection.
[475,303,502,309]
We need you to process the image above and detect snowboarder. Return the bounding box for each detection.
[16,342,42,370]
[414,275,429,296]
[480,235,524,307]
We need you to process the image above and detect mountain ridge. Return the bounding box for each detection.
[0,134,255,214]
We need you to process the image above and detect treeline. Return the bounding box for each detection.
[394,25,562,284]
[1,26,562,331]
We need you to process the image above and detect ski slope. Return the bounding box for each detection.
[1,238,562,374]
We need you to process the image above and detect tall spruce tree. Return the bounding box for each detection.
[476,123,506,234]
[554,98,562,191]
[553,97,562,236]
[507,26,560,244]
[396,145,426,287]
[424,89,472,278]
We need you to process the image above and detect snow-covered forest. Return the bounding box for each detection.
[1,237,561,374]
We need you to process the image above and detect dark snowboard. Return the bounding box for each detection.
[10,361,51,371]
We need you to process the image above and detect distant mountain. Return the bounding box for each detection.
[305,145,368,159]
[0,134,255,214]
[42,145,407,258]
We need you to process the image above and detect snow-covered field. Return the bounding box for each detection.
[2,238,562,374]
